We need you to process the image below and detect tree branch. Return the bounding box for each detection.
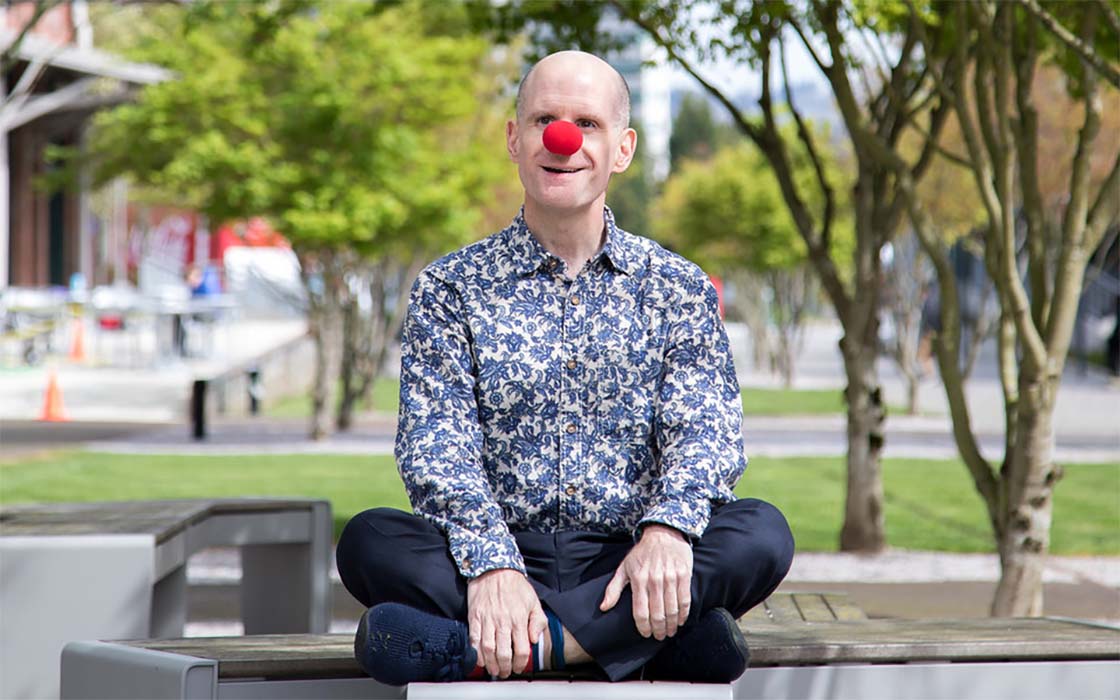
[1012,13,1049,332]
[787,16,831,76]
[1046,2,1106,357]
[1085,151,1120,252]
[778,31,835,254]
[903,175,1001,529]
[1013,0,1120,89]
[0,0,63,73]
[608,1,761,144]
[757,18,852,323]
[1098,0,1120,38]
[992,2,1047,371]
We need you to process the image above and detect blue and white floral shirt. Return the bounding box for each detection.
[395,208,746,579]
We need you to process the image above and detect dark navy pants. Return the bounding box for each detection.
[335,498,794,681]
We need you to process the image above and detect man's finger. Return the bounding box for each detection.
[676,565,692,627]
[631,572,651,637]
[600,569,628,611]
[528,605,548,643]
[480,622,499,677]
[495,625,514,678]
[468,615,483,661]
[663,570,679,638]
[648,570,667,640]
[511,619,530,676]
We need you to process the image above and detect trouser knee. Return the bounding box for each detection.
[699,499,795,612]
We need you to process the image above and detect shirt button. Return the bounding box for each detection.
[566,423,578,434]
[565,485,577,496]
[570,295,581,306]
[566,359,577,370]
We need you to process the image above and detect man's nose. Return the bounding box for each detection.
[543,120,582,156]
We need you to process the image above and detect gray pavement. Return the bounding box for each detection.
[0,317,307,424]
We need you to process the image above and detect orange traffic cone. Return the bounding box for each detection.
[39,369,69,422]
[68,318,86,363]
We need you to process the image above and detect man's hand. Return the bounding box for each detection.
[466,568,548,678]
[599,524,693,640]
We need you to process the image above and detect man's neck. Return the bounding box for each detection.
[522,199,607,278]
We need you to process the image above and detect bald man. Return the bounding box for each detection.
[336,51,794,686]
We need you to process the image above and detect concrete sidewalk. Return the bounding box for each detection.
[0,317,307,423]
[31,411,1112,463]
[733,320,1120,441]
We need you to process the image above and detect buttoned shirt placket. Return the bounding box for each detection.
[556,258,588,529]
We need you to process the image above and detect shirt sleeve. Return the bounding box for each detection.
[394,269,526,579]
[640,270,746,540]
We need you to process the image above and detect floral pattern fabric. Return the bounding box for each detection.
[395,208,746,579]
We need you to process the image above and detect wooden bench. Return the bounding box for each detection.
[0,498,332,700]
[59,593,1120,699]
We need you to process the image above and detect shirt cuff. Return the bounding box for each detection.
[447,526,526,580]
[638,497,713,543]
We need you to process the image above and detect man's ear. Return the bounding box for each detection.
[506,120,520,162]
[612,128,637,174]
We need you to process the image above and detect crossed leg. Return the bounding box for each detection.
[336,499,793,681]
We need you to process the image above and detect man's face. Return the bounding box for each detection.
[506,57,636,216]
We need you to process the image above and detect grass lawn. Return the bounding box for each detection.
[266,379,867,418]
[2,451,1115,555]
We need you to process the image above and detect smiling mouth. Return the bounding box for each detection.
[542,166,581,174]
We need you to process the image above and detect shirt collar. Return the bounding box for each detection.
[506,206,637,277]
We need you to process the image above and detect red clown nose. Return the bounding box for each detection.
[542,120,583,156]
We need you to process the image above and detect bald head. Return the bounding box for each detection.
[516,51,631,129]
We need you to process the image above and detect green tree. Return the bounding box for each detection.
[79,1,511,438]
[905,0,1120,615]
[668,92,734,171]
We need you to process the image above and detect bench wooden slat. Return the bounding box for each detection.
[119,618,1120,681]
[124,635,363,680]
[763,593,803,624]
[792,594,836,623]
[745,618,1120,666]
[824,595,869,621]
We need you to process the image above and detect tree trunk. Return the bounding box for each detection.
[839,338,888,552]
[992,378,1058,616]
[336,287,362,432]
[906,374,920,416]
[302,251,343,441]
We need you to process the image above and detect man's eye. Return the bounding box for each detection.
[576,119,597,129]
[538,116,555,126]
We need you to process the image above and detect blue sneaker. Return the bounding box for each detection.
[354,603,478,685]
[644,607,750,682]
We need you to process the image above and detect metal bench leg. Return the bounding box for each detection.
[240,502,332,633]
[151,565,188,638]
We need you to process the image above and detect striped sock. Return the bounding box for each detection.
[546,609,566,670]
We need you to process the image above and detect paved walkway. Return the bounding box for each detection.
[0,317,307,423]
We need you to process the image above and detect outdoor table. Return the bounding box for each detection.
[0,498,332,700]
